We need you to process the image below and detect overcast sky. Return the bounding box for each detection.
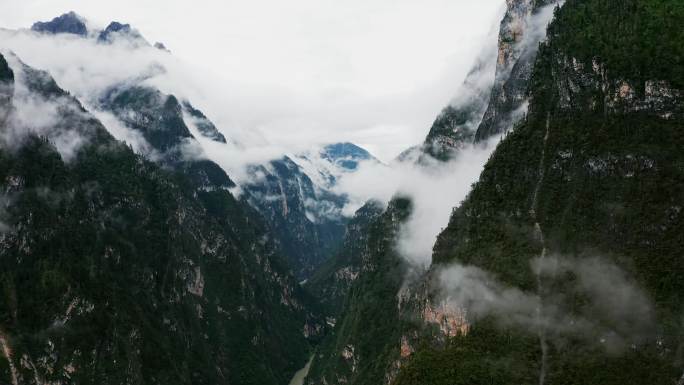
[0,0,503,161]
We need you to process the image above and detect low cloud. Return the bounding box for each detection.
[534,255,655,340]
[88,108,159,159]
[519,1,564,56]
[1,51,91,161]
[438,255,656,353]
[332,12,504,268]
[0,1,505,165]
[334,138,499,267]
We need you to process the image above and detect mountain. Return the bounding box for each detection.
[473,0,558,141]
[292,142,378,190]
[421,0,559,161]
[241,156,347,279]
[397,0,684,383]
[319,142,376,172]
[182,101,228,144]
[101,85,195,153]
[420,57,495,161]
[241,142,378,279]
[29,12,155,48]
[0,49,320,385]
[306,0,684,384]
[8,13,375,281]
[98,22,150,46]
[31,12,88,36]
[305,200,385,319]
[304,1,565,381]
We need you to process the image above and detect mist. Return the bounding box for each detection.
[437,254,656,353]
[334,139,498,267]
[0,1,504,162]
[0,51,92,161]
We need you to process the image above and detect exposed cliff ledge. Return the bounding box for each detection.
[550,54,682,118]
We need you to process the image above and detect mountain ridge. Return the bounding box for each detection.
[7,14,378,281]
[0,49,320,385]
[30,12,165,49]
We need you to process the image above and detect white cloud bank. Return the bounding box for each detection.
[0,3,507,271]
[0,0,503,162]
[335,138,499,267]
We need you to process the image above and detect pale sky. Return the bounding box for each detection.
[0,0,503,161]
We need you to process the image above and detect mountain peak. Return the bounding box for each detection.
[321,142,376,170]
[154,42,170,52]
[101,21,130,34]
[98,21,149,46]
[31,11,88,36]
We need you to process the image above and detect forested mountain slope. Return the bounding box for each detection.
[399,0,684,383]
[0,52,316,385]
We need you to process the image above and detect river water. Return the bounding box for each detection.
[288,355,314,385]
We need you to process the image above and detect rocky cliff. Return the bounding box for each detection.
[422,0,561,161]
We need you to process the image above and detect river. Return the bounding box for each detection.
[288,355,314,385]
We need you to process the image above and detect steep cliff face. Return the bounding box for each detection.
[474,0,560,141]
[421,61,495,161]
[422,0,561,161]
[396,0,684,383]
[0,53,316,385]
